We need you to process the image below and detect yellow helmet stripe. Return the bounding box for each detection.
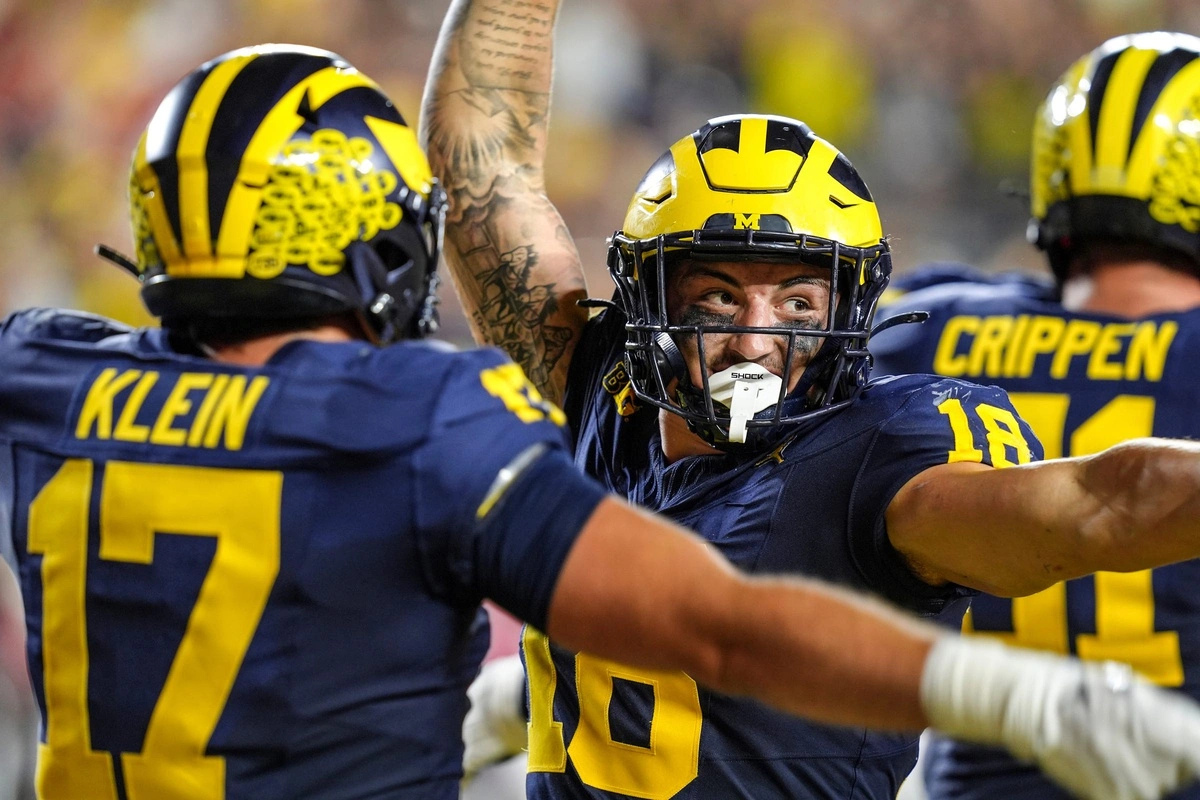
[1092,46,1158,190]
[365,116,432,196]
[702,116,803,191]
[212,67,380,274]
[133,131,183,268]
[176,52,259,261]
[1063,57,1095,201]
[794,136,836,185]
[1126,57,1200,197]
[739,115,767,150]
[738,116,770,166]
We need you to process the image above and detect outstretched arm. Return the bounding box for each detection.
[545,495,1200,800]
[421,0,588,404]
[549,496,931,728]
[888,438,1200,596]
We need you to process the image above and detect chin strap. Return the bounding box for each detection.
[869,310,929,337]
[577,297,620,312]
[96,244,141,279]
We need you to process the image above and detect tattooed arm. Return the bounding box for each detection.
[421,0,587,405]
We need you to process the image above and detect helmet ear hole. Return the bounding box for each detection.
[346,241,394,341]
[346,239,429,344]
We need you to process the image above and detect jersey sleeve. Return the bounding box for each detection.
[0,308,132,345]
[847,377,1045,611]
[561,306,628,443]
[413,348,606,630]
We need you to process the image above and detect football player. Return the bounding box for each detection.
[422,3,1200,799]
[871,31,1200,800]
[6,42,1196,800]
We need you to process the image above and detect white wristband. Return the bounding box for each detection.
[920,635,1059,758]
[919,634,1200,800]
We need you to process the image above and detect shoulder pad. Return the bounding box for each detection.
[887,262,990,294]
[888,264,1054,300]
[1,308,132,345]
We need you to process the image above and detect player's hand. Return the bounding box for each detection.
[462,655,528,778]
[921,636,1200,800]
[1030,661,1200,800]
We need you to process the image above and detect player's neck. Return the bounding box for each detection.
[659,410,723,463]
[206,325,359,367]
[1061,260,1200,317]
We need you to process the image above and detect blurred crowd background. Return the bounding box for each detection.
[1,0,1199,797]
[3,0,1200,339]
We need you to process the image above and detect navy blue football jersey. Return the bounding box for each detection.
[872,264,1200,800]
[520,309,1041,800]
[0,308,605,800]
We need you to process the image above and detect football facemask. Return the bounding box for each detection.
[607,115,891,449]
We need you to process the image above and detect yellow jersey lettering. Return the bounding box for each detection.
[75,370,267,451]
[976,404,1032,466]
[931,315,1176,382]
[1087,322,1136,380]
[187,374,231,448]
[963,584,1069,652]
[931,317,978,376]
[1126,321,1176,381]
[1049,319,1101,379]
[569,656,701,799]
[1076,570,1184,686]
[112,372,160,443]
[937,398,1031,466]
[481,363,567,426]
[1016,316,1066,377]
[201,375,271,450]
[31,459,281,797]
[75,369,143,440]
[149,373,216,447]
[1001,314,1032,377]
[936,398,983,464]
[1008,393,1068,459]
[967,316,1012,377]
[524,627,567,772]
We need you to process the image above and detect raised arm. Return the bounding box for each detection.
[421,0,588,404]
[888,438,1200,596]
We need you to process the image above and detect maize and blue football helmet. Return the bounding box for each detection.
[1031,31,1200,284]
[103,44,446,343]
[607,114,891,449]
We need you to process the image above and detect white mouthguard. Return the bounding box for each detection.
[706,362,783,443]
